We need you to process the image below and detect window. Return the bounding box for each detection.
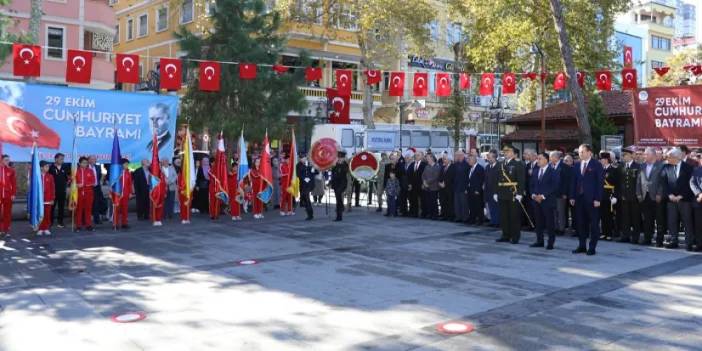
[297,0,322,24]
[446,22,462,46]
[399,131,411,148]
[126,18,134,40]
[411,131,430,148]
[651,35,671,51]
[205,0,216,16]
[108,0,117,5]
[156,6,168,32]
[341,129,354,148]
[651,60,665,69]
[181,0,193,24]
[428,20,439,41]
[46,26,64,59]
[138,13,148,37]
[332,4,357,30]
[114,24,119,44]
[431,131,449,148]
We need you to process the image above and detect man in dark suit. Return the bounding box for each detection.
[397,153,408,216]
[550,151,571,235]
[570,144,604,255]
[599,151,621,241]
[466,154,485,224]
[660,148,695,250]
[690,161,702,251]
[637,147,666,246]
[484,150,500,227]
[493,145,526,244]
[522,149,538,228]
[406,151,426,217]
[297,154,315,220]
[88,156,105,225]
[530,152,560,249]
[680,145,699,168]
[452,151,469,223]
[618,147,642,243]
[133,159,151,220]
[331,152,349,222]
[438,153,455,221]
[49,153,71,228]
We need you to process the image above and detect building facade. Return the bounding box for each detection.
[0,0,116,89]
[674,0,696,50]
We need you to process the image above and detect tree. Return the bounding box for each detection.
[649,46,702,87]
[0,0,32,60]
[586,92,616,151]
[276,0,437,128]
[449,0,629,143]
[176,0,308,145]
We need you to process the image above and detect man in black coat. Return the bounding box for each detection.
[49,153,70,228]
[331,152,349,221]
[483,150,500,227]
[466,154,485,224]
[297,154,315,220]
[383,153,401,216]
[452,151,469,222]
[406,151,426,217]
[438,154,455,221]
[133,159,151,220]
[660,148,695,250]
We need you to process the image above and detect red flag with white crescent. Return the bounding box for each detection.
[621,68,637,91]
[12,44,41,77]
[116,53,139,84]
[479,73,494,96]
[66,49,93,84]
[389,72,405,97]
[305,67,322,81]
[365,69,381,85]
[159,58,182,90]
[413,72,428,97]
[502,72,516,94]
[199,61,220,92]
[335,69,353,96]
[623,46,633,68]
[459,73,470,90]
[239,63,257,80]
[595,70,611,91]
[326,88,350,124]
[653,66,670,77]
[435,73,451,96]
[0,101,60,149]
[576,71,585,88]
[553,72,567,91]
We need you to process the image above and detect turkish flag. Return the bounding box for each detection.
[365,69,381,85]
[459,73,470,90]
[691,65,702,76]
[413,72,428,97]
[199,61,220,92]
[326,88,350,124]
[335,69,353,96]
[12,44,41,77]
[502,72,516,94]
[479,73,494,96]
[553,72,567,91]
[540,72,547,81]
[576,71,585,88]
[115,53,139,84]
[595,70,611,91]
[523,72,537,81]
[654,66,670,77]
[435,73,451,96]
[621,68,637,90]
[239,63,257,80]
[623,46,633,68]
[0,101,61,149]
[305,67,322,81]
[273,64,289,74]
[389,72,405,97]
[65,49,93,84]
[159,58,182,90]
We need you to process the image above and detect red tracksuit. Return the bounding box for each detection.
[0,165,16,232]
[227,170,240,217]
[38,173,55,231]
[250,169,263,215]
[112,169,133,227]
[151,173,166,222]
[75,167,96,228]
[279,161,293,213]
[177,172,192,222]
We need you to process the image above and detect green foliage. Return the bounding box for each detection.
[649,46,702,87]
[586,92,617,151]
[0,0,33,62]
[433,93,467,151]
[176,0,308,144]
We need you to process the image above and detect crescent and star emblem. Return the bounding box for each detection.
[72,55,86,72]
[416,77,425,87]
[339,74,348,85]
[483,77,492,87]
[439,77,449,87]
[7,116,38,139]
[625,72,633,82]
[367,70,377,78]
[332,96,345,111]
[165,63,177,78]
[392,76,401,87]
[19,47,34,64]
[505,76,513,86]
[204,66,215,80]
[121,56,134,72]
[599,73,608,82]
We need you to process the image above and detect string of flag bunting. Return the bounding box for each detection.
[6,42,689,98]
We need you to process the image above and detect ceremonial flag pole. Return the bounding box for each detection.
[149,132,161,224]
[181,126,196,219]
[69,122,79,231]
[214,131,229,213]
[28,142,44,232]
[108,128,122,231]
[236,129,250,205]
[257,130,274,204]
[287,129,299,199]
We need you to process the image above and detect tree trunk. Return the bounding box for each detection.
[358,34,375,129]
[29,0,43,43]
[548,0,592,144]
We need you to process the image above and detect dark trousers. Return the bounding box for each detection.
[694,206,702,246]
[353,180,361,206]
[620,199,641,241]
[439,189,453,220]
[487,197,499,225]
[136,191,150,220]
[422,190,438,219]
[165,190,175,219]
[575,196,600,250]
[92,186,104,223]
[54,190,67,225]
[300,190,313,218]
[409,188,421,217]
[367,182,373,205]
[499,199,521,242]
[667,201,694,246]
[600,198,616,238]
[399,187,408,215]
[641,197,666,244]
[387,195,398,216]
[534,202,555,245]
[334,188,344,220]
[467,191,484,224]
[454,191,468,222]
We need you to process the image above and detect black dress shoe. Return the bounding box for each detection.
[586,249,597,256]
[617,238,630,243]
[510,240,519,244]
[334,218,342,222]
[87,226,95,232]
[630,240,639,245]
[640,240,652,246]
[546,244,554,250]
[121,225,130,229]
[686,245,694,252]
[529,242,544,248]
[572,247,587,254]
[305,217,313,221]
[694,246,702,252]
[495,238,509,243]
[376,208,382,212]
[655,242,664,248]
[665,242,679,249]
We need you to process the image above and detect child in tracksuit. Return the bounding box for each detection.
[385,171,400,217]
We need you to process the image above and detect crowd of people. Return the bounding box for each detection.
[1,143,701,257]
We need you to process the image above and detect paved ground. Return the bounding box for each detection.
[1,205,701,351]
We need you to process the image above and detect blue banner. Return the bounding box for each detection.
[0,80,179,162]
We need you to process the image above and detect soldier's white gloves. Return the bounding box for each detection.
[611,197,617,205]
[493,194,498,202]
[515,195,523,202]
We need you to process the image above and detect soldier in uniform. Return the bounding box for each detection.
[619,147,642,243]
[492,145,526,244]
[331,151,349,222]
[599,152,621,241]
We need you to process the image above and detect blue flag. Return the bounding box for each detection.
[109,131,123,197]
[236,130,250,203]
[27,143,44,230]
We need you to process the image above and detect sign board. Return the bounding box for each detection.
[0,80,178,162]
[600,135,623,152]
[90,31,113,52]
[366,131,396,151]
[632,86,702,147]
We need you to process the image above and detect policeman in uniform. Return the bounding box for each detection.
[331,151,349,222]
[493,145,526,244]
[619,147,642,243]
[599,151,621,241]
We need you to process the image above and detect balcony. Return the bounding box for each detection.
[298,86,382,103]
